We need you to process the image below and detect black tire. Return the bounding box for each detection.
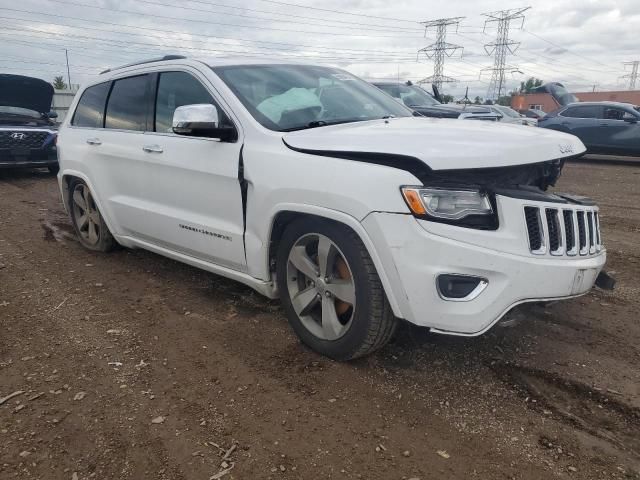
[276,218,397,361]
[68,178,116,252]
[47,164,60,175]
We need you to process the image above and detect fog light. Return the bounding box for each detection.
[437,274,488,301]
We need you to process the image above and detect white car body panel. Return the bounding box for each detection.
[57,57,604,336]
[283,117,584,170]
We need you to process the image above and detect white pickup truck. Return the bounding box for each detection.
[57,56,607,360]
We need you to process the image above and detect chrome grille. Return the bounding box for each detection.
[0,131,51,149]
[524,206,602,256]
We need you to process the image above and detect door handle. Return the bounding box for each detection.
[86,138,101,145]
[142,144,163,153]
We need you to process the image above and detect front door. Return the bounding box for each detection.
[135,70,246,271]
[596,106,640,155]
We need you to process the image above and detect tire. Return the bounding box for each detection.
[276,218,397,361]
[47,164,60,174]
[68,178,116,252]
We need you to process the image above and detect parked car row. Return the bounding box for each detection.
[48,56,610,360]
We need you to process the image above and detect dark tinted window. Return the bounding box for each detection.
[155,71,225,133]
[603,107,629,120]
[72,82,110,128]
[562,105,601,118]
[105,75,148,131]
[376,84,400,98]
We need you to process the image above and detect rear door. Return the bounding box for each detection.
[557,105,602,148]
[90,74,154,237]
[595,106,640,154]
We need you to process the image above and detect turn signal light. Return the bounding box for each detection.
[401,188,427,215]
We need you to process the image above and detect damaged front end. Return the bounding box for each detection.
[403,158,579,231]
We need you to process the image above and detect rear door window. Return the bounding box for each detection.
[154,71,228,133]
[105,75,149,131]
[562,105,601,118]
[72,82,111,128]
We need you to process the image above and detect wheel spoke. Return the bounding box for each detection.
[326,279,355,305]
[321,296,344,340]
[291,286,320,316]
[73,189,87,211]
[77,213,89,230]
[83,187,91,211]
[87,220,99,243]
[289,245,319,281]
[317,235,332,277]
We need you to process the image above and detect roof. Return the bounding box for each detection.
[565,101,638,108]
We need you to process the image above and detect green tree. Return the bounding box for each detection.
[473,96,483,105]
[441,94,454,104]
[53,76,67,90]
[519,77,544,94]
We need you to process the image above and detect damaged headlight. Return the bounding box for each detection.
[401,187,497,229]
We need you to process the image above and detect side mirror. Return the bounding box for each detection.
[623,115,638,124]
[172,104,236,141]
[47,111,58,119]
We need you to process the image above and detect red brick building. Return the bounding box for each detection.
[511,90,640,113]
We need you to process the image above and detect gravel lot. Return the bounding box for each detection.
[1,162,639,479]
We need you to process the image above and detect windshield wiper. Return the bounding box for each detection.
[279,118,362,132]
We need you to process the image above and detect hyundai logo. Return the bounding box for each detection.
[10,132,27,140]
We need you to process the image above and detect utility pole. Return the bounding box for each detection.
[621,61,639,90]
[481,7,530,101]
[416,17,464,89]
[65,49,72,91]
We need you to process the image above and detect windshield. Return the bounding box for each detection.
[375,84,440,108]
[0,106,41,118]
[213,65,412,131]
[495,106,521,118]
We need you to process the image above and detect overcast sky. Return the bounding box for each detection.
[0,0,638,99]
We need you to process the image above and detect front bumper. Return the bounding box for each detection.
[362,196,606,335]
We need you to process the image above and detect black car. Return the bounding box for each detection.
[538,102,640,156]
[372,81,500,121]
[0,74,58,173]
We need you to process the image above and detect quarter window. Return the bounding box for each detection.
[105,75,149,131]
[154,71,226,133]
[72,82,110,128]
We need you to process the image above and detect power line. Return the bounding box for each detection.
[44,0,422,39]
[481,7,530,100]
[621,61,639,90]
[253,0,418,24]
[142,0,423,31]
[416,17,464,89]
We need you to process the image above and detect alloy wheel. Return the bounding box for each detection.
[286,233,356,341]
[71,184,101,245]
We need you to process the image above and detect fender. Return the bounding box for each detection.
[250,203,407,318]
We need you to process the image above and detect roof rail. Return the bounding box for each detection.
[100,55,187,75]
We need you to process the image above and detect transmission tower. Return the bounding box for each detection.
[416,17,464,89]
[481,7,530,101]
[621,61,639,90]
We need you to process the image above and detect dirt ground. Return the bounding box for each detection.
[1,162,639,480]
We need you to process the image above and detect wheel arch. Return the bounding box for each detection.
[264,205,404,318]
[60,169,120,239]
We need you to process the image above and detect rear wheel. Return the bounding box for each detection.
[276,218,396,360]
[68,179,116,252]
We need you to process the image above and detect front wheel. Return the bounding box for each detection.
[276,218,396,360]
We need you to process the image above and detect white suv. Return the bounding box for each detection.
[57,56,606,360]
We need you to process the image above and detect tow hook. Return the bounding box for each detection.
[595,271,616,291]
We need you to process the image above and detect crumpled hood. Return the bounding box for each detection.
[283,116,585,171]
[0,74,54,114]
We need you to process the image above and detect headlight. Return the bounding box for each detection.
[401,187,496,229]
